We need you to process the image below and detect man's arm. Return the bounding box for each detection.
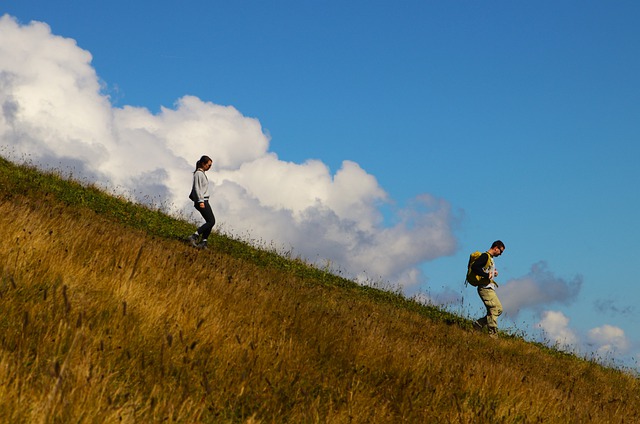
[471,253,490,277]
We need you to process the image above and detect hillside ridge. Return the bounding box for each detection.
[0,158,638,423]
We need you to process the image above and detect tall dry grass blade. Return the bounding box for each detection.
[129,245,144,281]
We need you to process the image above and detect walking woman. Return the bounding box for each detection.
[188,155,215,249]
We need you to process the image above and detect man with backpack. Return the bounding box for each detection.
[466,240,506,338]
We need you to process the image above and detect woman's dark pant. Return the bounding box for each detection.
[194,200,215,239]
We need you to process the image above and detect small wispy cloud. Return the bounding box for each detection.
[593,299,635,318]
[499,261,582,317]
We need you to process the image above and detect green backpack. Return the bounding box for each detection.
[465,251,489,287]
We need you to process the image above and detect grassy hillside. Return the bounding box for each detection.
[0,157,638,423]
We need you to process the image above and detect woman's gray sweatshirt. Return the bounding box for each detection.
[190,170,210,203]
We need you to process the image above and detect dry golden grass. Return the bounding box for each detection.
[0,168,639,422]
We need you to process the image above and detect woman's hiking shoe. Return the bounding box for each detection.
[197,240,208,250]
[472,320,484,331]
[188,234,199,247]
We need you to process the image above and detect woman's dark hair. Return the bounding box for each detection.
[195,155,212,171]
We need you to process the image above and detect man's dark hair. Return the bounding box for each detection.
[491,240,505,250]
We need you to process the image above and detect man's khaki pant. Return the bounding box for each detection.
[477,286,503,332]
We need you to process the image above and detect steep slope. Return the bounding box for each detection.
[0,158,638,423]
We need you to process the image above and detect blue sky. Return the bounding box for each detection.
[2,1,639,368]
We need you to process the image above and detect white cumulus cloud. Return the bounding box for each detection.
[0,14,457,288]
[587,325,630,356]
[535,310,579,351]
[535,310,632,366]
